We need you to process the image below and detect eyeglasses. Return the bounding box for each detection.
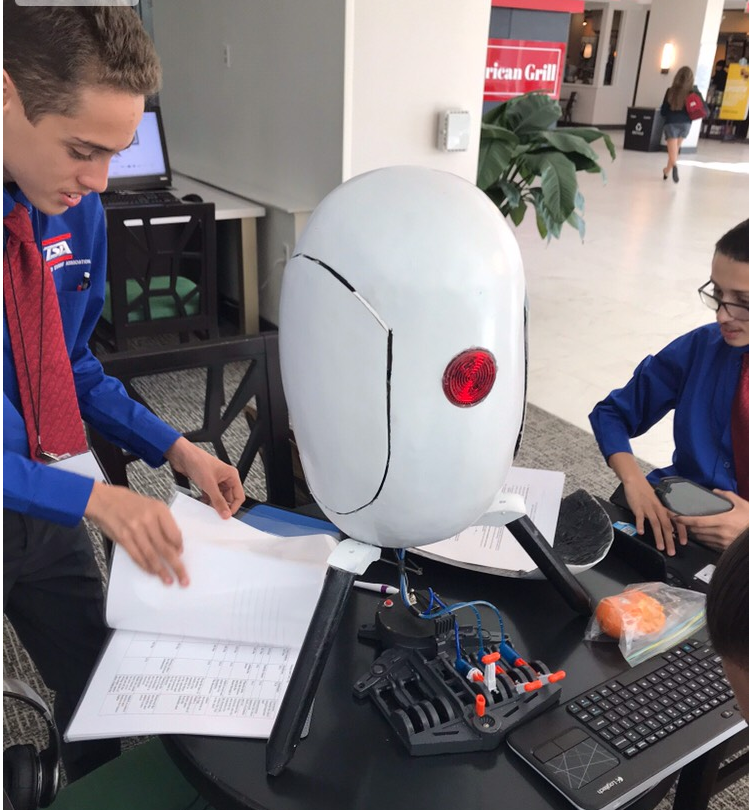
[698,281,750,322]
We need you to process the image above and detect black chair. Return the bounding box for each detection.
[88,333,297,508]
[94,203,219,353]
[559,91,577,125]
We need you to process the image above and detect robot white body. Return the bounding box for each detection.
[279,166,527,549]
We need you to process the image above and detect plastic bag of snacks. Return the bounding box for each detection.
[585,582,706,666]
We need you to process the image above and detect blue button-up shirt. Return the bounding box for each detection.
[589,323,747,493]
[3,185,180,525]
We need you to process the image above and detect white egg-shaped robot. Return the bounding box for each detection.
[279,166,526,548]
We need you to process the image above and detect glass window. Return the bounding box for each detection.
[565,8,603,85]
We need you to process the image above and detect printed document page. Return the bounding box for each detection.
[66,630,297,740]
[68,494,337,741]
[411,466,565,576]
[106,493,337,649]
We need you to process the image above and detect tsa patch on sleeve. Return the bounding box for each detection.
[42,233,73,268]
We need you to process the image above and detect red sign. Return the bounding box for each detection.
[484,39,566,102]
[491,0,583,10]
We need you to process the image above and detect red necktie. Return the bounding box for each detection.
[3,202,88,462]
[731,353,749,501]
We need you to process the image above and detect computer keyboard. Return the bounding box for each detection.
[507,633,746,810]
[100,189,180,207]
[564,637,733,759]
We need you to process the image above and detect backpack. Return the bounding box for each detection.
[685,91,708,120]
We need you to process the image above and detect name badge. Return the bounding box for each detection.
[48,450,106,483]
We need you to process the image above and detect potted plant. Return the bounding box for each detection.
[477,91,616,240]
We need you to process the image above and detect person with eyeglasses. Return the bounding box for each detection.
[590,219,748,556]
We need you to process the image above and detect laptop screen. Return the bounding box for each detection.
[106,108,172,191]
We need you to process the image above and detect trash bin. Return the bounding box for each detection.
[624,107,664,151]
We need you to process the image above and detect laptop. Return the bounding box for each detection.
[100,107,180,206]
[507,628,745,810]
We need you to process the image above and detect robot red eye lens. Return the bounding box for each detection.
[442,349,497,407]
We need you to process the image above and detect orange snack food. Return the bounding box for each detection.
[595,590,666,639]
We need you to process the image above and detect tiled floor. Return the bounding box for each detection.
[514,132,749,468]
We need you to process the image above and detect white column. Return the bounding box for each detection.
[634,0,724,148]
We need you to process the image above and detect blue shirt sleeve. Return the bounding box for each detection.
[3,428,94,527]
[589,342,683,461]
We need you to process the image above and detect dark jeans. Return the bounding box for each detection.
[3,510,120,782]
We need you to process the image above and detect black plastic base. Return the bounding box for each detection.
[355,599,562,756]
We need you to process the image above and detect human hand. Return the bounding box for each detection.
[165,437,245,519]
[672,491,749,552]
[621,475,688,556]
[85,482,188,586]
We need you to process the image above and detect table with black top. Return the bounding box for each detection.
[161,541,709,810]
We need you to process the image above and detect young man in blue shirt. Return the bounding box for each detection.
[590,220,749,556]
[3,3,244,780]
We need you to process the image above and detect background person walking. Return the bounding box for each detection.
[660,66,705,183]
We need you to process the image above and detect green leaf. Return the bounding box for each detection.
[515,151,545,175]
[508,142,534,162]
[484,186,510,210]
[599,131,617,161]
[535,200,562,240]
[509,199,527,227]
[526,187,543,205]
[504,92,562,136]
[555,126,616,160]
[538,152,578,220]
[519,152,577,221]
[480,123,519,146]
[477,139,514,189]
[566,152,603,173]
[538,131,599,161]
[528,190,551,239]
[535,210,548,240]
[497,179,521,208]
[482,103,509,128]
[566,209,586,241]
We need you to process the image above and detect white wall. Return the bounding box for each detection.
[344,0,491,182]
[635,0,724,148]
[635,0,724,106]
[153,0,490,208]
[591,4,649,124]
[561,0,649,126]
[560,82,598,122]
[152,0,347,213]
[152,0,494,324]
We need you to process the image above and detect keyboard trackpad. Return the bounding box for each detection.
[537,728,620,790]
